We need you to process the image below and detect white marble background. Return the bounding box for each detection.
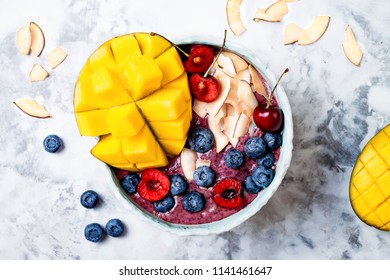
[0,0,389,259]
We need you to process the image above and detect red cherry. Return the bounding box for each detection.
[137,169,170,202]
[253,106,284,132]
[189,73,219,103]
[183,45,215,73]
[212,178,243,209]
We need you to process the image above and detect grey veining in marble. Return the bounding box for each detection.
[0,0,389,259]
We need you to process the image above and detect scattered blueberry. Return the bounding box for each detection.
[187,127,214,153]
[243,176,262,194]
[224,149,244,169]
[105,218,125,237]
[193,166,215,187]
[182,191,205,213]
[80,190,99,209]
[251,165,274,188]
[120,173,140,194]
[153,195,175,213]
[244,137,266,159]
[84,223,105,242]
[257,152,275,169]
[43,134,62,153]
[263,132,282,150]
[170,174,188,196]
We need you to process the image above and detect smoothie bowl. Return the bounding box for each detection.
[74,32,293,235]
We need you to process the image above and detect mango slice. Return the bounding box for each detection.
[149,110,191,140]
[350,124,390,231]
[106,103,144,138]
[155,46,184,85]
[159,137,187,156]
[164,72,191,101]
[135,33,172,58]
[89,41,117,72]
[111,34,141,65]
[91,134,129,165]
[75,109,110,136]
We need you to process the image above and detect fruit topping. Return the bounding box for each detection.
[244,176,262,194]
[244,137,266,159]
[13,98,51,118]
[84,223,105,243]
[182,191,205,213]
[226,0,246,36]
[257,152,275,169]
[105,218,125,237]
[343,25,363,67]
[263,132,282,150]
[138,168,170,202]
[180,148,197,181]
[120,173,140,194]
[251,165,274,188]
[43,134,63,153]
[153,195,175,213]
[212,178,243,209]
[80,190,99,209]
[170,174,189,196]
[187,127,214,153]
[224,148,244,169]
[183,45,215,73]
[193,166,215,187]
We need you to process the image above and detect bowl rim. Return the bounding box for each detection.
[104,35,294,236]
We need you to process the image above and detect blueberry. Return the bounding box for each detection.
[43,134,62,153]
[170,174,188,196]
[244,137,266,159]
[251,165,274,188]
[257,152,275,169]
[193,166,215,187]
[243,176,262,194]
[182,191,205,213]
[84,223,105,242]
[263,132,282,150]
[224,149,244,169]
[153,195,175,213]
[187,127,214,153]
[120,173,140,194]
[105,218,125,237]
[80,190,99,208]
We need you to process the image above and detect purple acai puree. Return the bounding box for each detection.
[113,53,282,225]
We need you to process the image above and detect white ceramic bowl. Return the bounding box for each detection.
[105,36,294,236]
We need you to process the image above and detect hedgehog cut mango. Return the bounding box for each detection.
[349,124,390,231]
[74,32,192,171]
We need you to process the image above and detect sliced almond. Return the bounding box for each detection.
[284,23,304,45]
[253,8,279,22]
[226,0,246,36]
[16,24,31,55]
[196,158,211,168]
[297,16,330,46]
[265,0,288,21]
[233,113,251,138]
[249,65,268,99]
[30,22,45,56]
[217,53,236,77]
[29,64,49,82]
[237,80,258,117]
[222,51,248,72]
[47,47,68,69]
[180,148,197,181]
[13,98,51,118]
[342,25,363,66]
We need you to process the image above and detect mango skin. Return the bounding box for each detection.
[350,124,390,231]
[73,32,192,171]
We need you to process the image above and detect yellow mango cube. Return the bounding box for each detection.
[135,142,168,170]
[111,34,141,65]
[363,212,384,229]
[89,41,117,72]
[135,33,171,58]
[352,167,374,194]
[121,125,157,163]
[77,59,92,82]
[110,162,140,172]
[106,103,144,138]
[122,53,163,100]
[159,137,187,156]
[74,80,96,113]
[361,184,386,209]
[149,110,190,140]
[91,134,129,164]
[136,88,186,121]
[155,46,184,85]
[366,155,387,178]
[75,109,110,136]
[164,72,191,101]
[90,68,133,107]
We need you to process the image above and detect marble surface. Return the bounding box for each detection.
[0,0,389,260]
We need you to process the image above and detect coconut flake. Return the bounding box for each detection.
[226,0,246,36]
[16,24,31,55]
[13,98,51,118]
[30,22,45,56]
[180,148,197,181]
[47,47,68,69]
[29,64,49,82]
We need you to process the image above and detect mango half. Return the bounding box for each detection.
[349,124,390,230]
[74,33,192,171]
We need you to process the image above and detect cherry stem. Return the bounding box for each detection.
[203,29,227,78]
[266,68,289,109]
[173,44,190,58]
